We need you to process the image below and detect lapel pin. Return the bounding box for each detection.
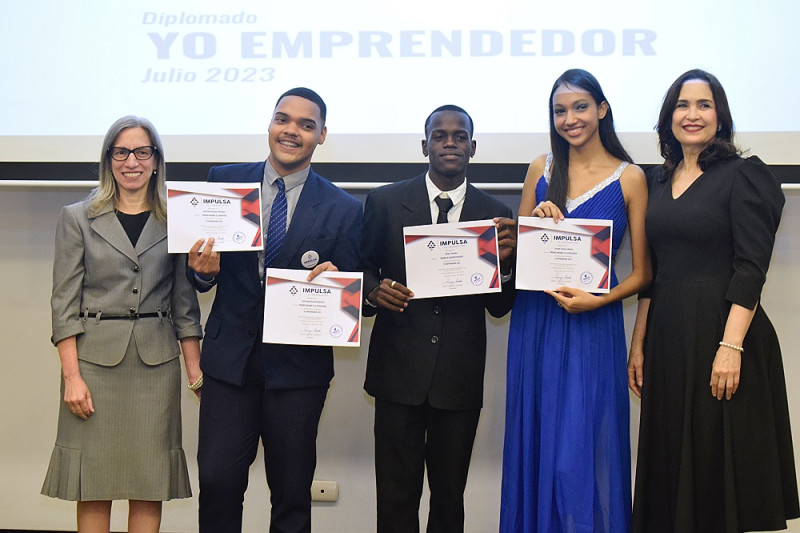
[301,250,320,269]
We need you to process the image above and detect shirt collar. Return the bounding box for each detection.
[425,172,467,206]
[263,160,310,192]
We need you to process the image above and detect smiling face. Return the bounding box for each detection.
[267,95,327,176]
[422,110,476,188]
[671,79,718,151]
[551,83,608,148]
[110,126,156,198]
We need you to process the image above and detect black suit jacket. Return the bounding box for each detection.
[361,174,515,410]
[194,162,363,388]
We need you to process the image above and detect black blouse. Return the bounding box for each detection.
[116,210,150,247]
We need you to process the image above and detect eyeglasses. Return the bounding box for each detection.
[109,146,157,161]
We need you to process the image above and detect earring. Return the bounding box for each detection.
[717,124,722,132]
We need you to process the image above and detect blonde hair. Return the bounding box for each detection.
[88,115,167,221]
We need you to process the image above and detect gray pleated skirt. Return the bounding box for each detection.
[41,337,191,501]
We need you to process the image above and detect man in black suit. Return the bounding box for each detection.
[188,87,362,533]
[360,105,517,532]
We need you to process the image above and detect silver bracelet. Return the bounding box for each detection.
[719,341,744,353]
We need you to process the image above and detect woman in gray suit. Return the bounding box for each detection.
[41,116,203,533]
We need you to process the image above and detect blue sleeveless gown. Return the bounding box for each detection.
[500,159,631,533]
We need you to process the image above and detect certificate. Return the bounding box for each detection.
[403,220,502,299]
[516,216,613,293]
[263,268,363,347]
[166,181,263,253]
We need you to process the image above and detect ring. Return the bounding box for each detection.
[557,302,563,308]
[390,280,396,289]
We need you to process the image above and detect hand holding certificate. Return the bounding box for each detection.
[516,216,613,293]
[263,268,363,347]
[403,220,502,299]
[167,181,263,253]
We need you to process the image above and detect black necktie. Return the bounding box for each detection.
[434,195,453,224]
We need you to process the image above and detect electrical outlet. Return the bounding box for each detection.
[311,480,339,502]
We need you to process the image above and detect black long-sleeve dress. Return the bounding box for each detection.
[632,155,799,532]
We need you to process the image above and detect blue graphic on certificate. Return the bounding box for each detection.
[516,216,612,293]
[166,181,262,253]
[403,220,501,299]
[263,268,363,347]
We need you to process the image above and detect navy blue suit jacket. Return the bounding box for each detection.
[195,162,362,388]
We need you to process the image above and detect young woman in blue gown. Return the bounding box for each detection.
[500,69,651,533]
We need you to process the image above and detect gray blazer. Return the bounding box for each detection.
[51,199,202,366]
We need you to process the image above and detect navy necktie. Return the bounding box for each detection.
[434,195,454,224]
[264,178,287,268]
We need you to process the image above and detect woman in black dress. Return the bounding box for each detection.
[628,69,799,532]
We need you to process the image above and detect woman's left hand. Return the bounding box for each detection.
[545,286,603,314]
[181,337,203,400]
[186,367,202,400]
[710,346,741,400]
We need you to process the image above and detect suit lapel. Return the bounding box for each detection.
[274,170,322,266]
[135,214,166,256]
[90,209,138,263]
[228,162,266,288]
[400,174,434,227]
[459,183,491,222]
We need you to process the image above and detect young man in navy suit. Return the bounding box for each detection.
[188,87,362,533]
[361,105,517,532]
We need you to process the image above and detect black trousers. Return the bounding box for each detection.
[374,398,481,533]
[198,372,328,533]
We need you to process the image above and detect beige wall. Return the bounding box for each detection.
[1,186,798,532]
